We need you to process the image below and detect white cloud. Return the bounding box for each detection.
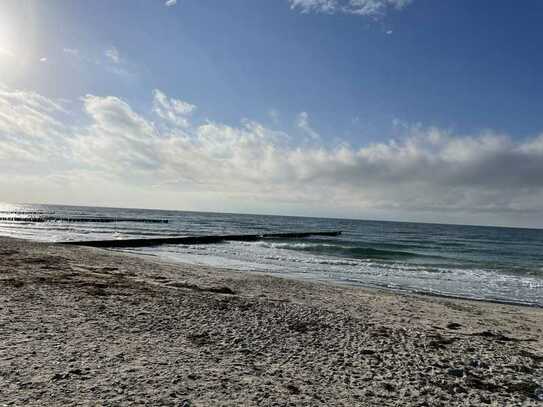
[101,46,137,78]
[63,48,79,56]
[296,111,320,140]
[152,89,196,128]
[72,94,160,174]
[39,57,47,62]
[288,0,412,17]
[2,83,543,225]
[105,46,121,64]
[165,0,177,6]
[63,47,134,78]
[289,0,336,14]
[0,85,69,170]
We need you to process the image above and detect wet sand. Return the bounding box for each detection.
[0,237,542,406]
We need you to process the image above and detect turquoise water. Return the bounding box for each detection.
[1,203,542,307]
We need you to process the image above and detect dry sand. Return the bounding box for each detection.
[0,237,542,406]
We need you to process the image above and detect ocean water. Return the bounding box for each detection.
[1,203,542,307]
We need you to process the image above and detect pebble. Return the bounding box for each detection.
[535,386,543,401]
[447,368,465,378]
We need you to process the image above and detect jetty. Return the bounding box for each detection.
[62,231,342,248]
[0,216,168,224]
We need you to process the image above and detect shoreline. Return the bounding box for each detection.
[113,247,543,310]
[1,237,542,405]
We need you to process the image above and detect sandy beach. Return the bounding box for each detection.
[0,236,542,406]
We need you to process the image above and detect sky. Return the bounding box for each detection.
[1,0,543,227]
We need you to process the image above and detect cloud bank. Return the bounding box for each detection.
[1,83,543,226]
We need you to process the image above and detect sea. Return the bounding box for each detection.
[1,203,542,307]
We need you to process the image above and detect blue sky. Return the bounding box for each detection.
[10,0,543,140]
[1,0,543,227]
